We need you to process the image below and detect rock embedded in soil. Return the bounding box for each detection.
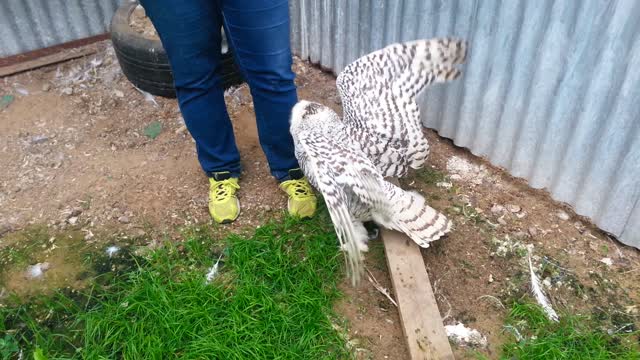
[118,215,130,224]
[600,257,613,266]
[506,204,521,213]
[514,230,528,238]
[555,210,570,221]
[491,204,505,215]
[69,207,82,218]
[30,134,49,144]
[0,223,12,237]
[436,181,453,189]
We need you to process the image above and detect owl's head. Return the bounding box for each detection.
[290,100,338,134]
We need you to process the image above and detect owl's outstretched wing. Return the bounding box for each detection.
[295,130,389,285]
[337,38,467,177]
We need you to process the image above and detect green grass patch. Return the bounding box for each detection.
[501,302,639,360]
[1,216,351,359]
[0,226,52,269]
[415,167,448,187]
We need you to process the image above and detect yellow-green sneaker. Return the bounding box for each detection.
[279,169,317,219]
[209,172,240,224]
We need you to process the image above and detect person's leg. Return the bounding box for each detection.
[140,0,241,223]
[140,0,241,178]
[220,0,298,181]
[221,0,316,218]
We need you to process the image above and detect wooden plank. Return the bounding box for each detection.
[382,228,454,360]
[0,45,99,77]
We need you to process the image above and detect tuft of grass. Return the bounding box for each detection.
[0,226,51,270]
[415,167,448,187]
[1,216,351,359]
[501,302,640,359]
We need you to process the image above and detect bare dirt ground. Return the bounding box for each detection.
[1,41,639,359]
[404,133,640,358]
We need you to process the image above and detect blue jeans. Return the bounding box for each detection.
[139,0,299,181]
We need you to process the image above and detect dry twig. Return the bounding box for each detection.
[366,268,397,307]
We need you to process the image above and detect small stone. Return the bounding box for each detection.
[458,194,471,205]
[488,274,494,283]
[69,207,82,218]
[113,89,125,98]
[528,227,538,237]
[67,216,78,225]
[42,83,51,92]
[506,204,521,213]
[61,87,73,95]
[573,221,586,234]
[450,174,463,181]
[436,182,453,189]
[514,231,528,238]
[0,223,12,237]
[498,217,507,226]
[556,210,570,221]
[175,125,187,135]
[600,257,613,266]
[30,135,49,144]
[262,205,272,212]
[516,211,527,219]
[118,215,130,224]
[491,204,505,215]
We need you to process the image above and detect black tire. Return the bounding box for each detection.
[110,2,244,98]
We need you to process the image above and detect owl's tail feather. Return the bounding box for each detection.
[374,182,452,247]
[409,37,467,69]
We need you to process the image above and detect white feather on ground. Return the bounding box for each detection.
[134,86,158,106]
[205,254,224,284]
[26,262,50,279]
[528,251,559,322]
[106,246,120,258]
[445,322,488,348]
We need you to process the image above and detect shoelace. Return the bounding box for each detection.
[288,180,314,199]
[212,179,240,202]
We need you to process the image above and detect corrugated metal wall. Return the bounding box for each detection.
[0,0,122,58]
[290,0,640,249]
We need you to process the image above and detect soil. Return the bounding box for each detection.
[403,134,640,358]
[129,5,160,41]
[1,41,638,359]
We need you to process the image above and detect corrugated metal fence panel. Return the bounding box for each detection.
[290,0,640,249]
[0,0,122,58]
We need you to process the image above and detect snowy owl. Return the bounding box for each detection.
[290,38,467,284]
